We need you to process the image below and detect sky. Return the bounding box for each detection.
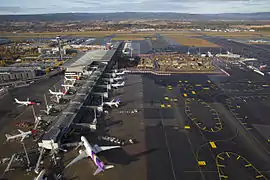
[0,0,270,15]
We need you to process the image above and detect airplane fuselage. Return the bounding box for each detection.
[104,102,118,107]
[6,131,32,141]
[49,90,66,96]
[16,100,35,106]
[111,82,125,88]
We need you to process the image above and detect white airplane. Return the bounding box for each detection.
[103,98,120,108]
[111,81,125,88]
[34,169,47,180]
[61,84,74,88]
[65,76,78,82]
[115,71,126,76]
[107,71,126,77]
[66,136,120,175]
[49,89,67,96]
[113,76,124,81]
[14,98,37,106]
[207,51,213,57]
[5,129,35,142]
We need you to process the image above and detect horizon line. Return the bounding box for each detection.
[0,11,270,16]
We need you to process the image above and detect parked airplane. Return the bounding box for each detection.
[66,136,120,175]
[5,129,36,142]
[34,169,47,180]
[207,51,213,57]
[113,76,124,81]
[49,89,67,96]
[111,81,125,88]
[115,71,126,76]
[103,98,120,108]
[65,76,78,82]
[14,98,38,106]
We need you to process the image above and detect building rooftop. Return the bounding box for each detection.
[69,50,107,67]
[0,67,38,72]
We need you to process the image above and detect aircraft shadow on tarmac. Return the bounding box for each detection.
[100,148,158,166]
[119,99,135,107]
[104,119,124,127]
[112,91,124,96]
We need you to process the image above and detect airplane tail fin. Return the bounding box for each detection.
[115,98,120,103]
[5,134,11,140]
[62,89,67,94]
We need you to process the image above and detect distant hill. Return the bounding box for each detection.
[0,12,270,22]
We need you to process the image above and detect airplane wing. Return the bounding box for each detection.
[93,144,120,154]
[65,150,88,168]
[20,134,27,142]
[93,167,103,176]
[115,103,118,108]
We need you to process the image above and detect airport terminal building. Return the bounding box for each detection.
[38,42,122,150]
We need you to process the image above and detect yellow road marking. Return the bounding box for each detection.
[219,175,228,179]
[164,97,169,100]
[203,87,210,90]
[192,91,196,94]
[160,104,165,108]
[211,128,214,132]
[183,93,188,97]
[236,156,241,160]
[202,127,206,130]
[217,164,225,167]
[184,125,190,129]
[256,175,264,178]
[245,164,252,167]
[210,141,217,148]
[226,152,230,158]
[167,104,171,108]
[217,155,224,160]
